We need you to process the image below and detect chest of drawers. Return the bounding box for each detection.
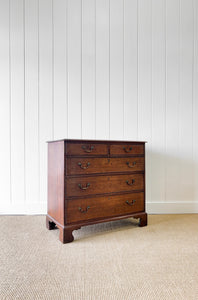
[46,139,147,243]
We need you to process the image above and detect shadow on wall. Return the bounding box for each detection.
[145,148,198,204]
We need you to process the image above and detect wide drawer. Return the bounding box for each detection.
[66,143,108,156]
[66,192,144,223]
[110,144,144,155]
[66,174,144,197]
[67,157,144,175]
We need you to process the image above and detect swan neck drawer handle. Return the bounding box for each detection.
[126,200,136,206]
[126,161,136,168]
[82,145,94,153]
[123,146,132,153]
[126,179,135,186]
[79,206,90,213]
[78,162,90,169]
[78,183,90,190]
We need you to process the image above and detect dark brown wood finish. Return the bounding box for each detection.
[66,174,144,197]
[66,143,108,156]
[66,192,144,223]
[67,157,144,175]
[47,141,65,226]
[110,144,144,155]
[46,139,147,243]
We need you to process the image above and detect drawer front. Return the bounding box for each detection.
[66,192,144,223]
[67,157,144,175]
[110,144,144,155]
[66,174,144,197]
[66,143,108,156]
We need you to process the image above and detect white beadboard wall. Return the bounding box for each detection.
[0,0,198,214]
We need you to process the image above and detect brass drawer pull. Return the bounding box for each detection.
[78,162,90,169]
[126,161,136,168]
[126,179,135,186]
[78,183,90,190]
[82,145,94,153]
[79,206,90,213]
[123,146,132,153]
[126,200,136,206]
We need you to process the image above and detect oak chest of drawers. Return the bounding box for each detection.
[46,139,147,243]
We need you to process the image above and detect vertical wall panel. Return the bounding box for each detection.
[193,0,198,200]
[138,0,152,141]
[110,0,124,139]
[39,0,53,211]
[123,0,138,140]
[151,0,166,203]
[166,0,180,202]
[25,0,39,208]
[68,0,82,138]
[0,0,10,210]
[82,0,95,138]
[179,0,194,201]
[138,0,152,203]
[53,0,68,139]
[10,0,25,206]
[95,0,110,139]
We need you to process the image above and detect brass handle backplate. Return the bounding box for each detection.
[126,200,136,206]
[123,146,132,153]
[79,206,90,213]
[78,162,90,169]
[126,161,136,168]
[126,179,135,186]
[82,145,94,153]
[78,183,90,190]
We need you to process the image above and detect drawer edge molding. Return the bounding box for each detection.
[66,190,145,200]
[65,170,145,178]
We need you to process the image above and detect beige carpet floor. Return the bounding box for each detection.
[0,215,198,300]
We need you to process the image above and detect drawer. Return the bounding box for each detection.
[110,144,144,155]
[67,157,144,175]
[66,143,108,156]
[66,174,144,197]
[66,192,144,223]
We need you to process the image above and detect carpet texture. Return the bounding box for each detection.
[0,215,198,299]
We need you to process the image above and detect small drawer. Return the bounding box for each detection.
[110,144,144,155]
[66,143,108,156]
[66,192,144,223]
[67,157,144,175]
[66,174,144,198]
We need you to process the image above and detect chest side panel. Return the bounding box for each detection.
[48,141,65,225]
